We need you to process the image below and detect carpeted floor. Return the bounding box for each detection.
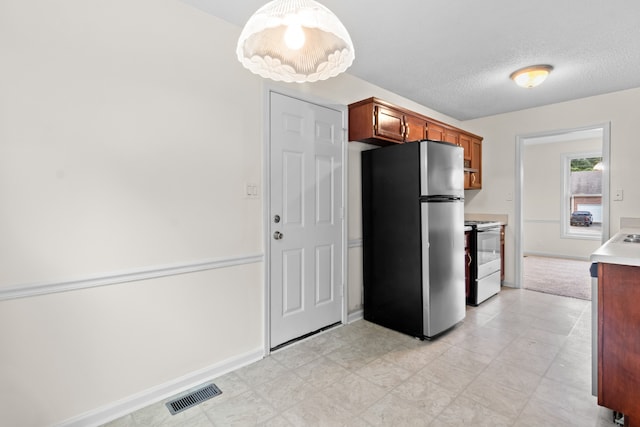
[523,255,592,300]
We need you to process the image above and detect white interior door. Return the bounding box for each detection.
[269,91,343,348]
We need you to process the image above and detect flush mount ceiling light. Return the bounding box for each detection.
[236,0,355,83]
[510,65,554,88]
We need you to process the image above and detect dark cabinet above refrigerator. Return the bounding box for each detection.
[348,97,483,190]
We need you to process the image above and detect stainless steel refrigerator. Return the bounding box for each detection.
[362,139,465,339]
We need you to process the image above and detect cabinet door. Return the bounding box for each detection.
[426,122,445,141]
[470,138,482,189]
[374,105,405,143]
[464,172,471,190]
[444,129,459,146]
[598,263,640,420]
[459,133,472,162]
[404,114,426,142]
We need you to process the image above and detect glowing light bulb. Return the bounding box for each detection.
[284,23,305,50]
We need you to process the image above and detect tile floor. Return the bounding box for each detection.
[104,288,617,426]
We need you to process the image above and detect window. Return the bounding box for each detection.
[562,152,602,239]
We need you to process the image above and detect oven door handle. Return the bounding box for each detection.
[477,227,501,233]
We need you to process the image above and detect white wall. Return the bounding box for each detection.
[0,1,266,425]
[523,138,602,259]
[464,87,640,285]
[0,1,463,425]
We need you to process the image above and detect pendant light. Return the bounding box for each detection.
[236,0,355,83]
[510,65,553,88]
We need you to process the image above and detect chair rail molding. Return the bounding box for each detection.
[0,253,264,301]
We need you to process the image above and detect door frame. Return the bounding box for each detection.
[514,122,611,288]
[262,85,348,354]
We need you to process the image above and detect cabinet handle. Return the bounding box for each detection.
[471,173,476,184]
[373,109,378,132]
[405,124,410,138]
[467,253,472,267]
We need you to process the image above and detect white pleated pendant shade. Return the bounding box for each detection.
[236,0,355,83]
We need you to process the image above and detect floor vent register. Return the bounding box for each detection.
[165,382,222,415]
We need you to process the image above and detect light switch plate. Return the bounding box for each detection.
[245,183,259,199]
[614,189,623,201]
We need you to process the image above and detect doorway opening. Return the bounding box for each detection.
[522,256,593,300]
[515,124,610,299]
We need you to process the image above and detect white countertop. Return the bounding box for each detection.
[465,213,508,225]
[590,228,640,267]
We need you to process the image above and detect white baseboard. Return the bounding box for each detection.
[523,251,591,261]
[348,239,363,248]
[347,309,363,323]
[55,347,265,427]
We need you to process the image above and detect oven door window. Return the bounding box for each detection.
[477,229,500,266]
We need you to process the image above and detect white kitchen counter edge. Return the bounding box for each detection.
[590,228,640,267]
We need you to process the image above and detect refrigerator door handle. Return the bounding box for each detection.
[421,196,465,203]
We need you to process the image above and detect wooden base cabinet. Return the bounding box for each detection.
[598,263,640,425]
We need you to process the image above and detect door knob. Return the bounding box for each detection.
[273,231,283,240]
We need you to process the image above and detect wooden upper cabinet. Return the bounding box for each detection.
[428,121,469,157]
[459,133,472,162]
[444,128,459,146]
[426,122,445,142]
[374,105,405,143]
[469,137,482,189]
[428,123,476,184]
[348,97,484,190]
[404,114,426,142]
[348,97,426,145]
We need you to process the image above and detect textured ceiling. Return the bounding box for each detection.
[183,0,640,120]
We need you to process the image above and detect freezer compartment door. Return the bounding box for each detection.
[420,140,464,198]
[421,200,466,337]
